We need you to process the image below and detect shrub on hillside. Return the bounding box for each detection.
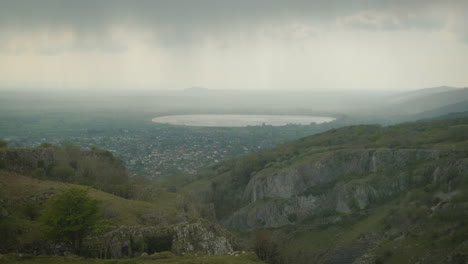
[40,188,101,254]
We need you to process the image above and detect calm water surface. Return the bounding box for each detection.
[152,114,335,127]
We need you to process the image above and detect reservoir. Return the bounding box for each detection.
[152,114,335,127]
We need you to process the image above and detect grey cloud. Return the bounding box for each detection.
[447,6,468,44]
[0,0,465,46]
[0,0,454,30]
[0,0,356,35]
[337,10,448,31]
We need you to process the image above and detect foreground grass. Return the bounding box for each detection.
[0,170,181,252]
[0,253,264,264]
[0,170,179,226]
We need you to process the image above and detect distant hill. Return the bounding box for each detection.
[378,87,468,119]
[413,100,468,120]
[183,86,210,93]
[388,86,459,104]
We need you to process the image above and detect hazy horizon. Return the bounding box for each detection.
[0,84,460,94]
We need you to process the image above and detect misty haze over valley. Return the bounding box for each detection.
[1,1,468,264]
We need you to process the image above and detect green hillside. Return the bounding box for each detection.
[0,144,262,263]
[3,113,468,264]
[181,113,468,264]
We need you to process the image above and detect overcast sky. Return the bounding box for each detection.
[0,0,467,91]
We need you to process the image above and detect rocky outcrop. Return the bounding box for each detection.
[172,222,233,255]
[225,149,456,229]
[85,226,164,258]
[84,221,234,258]
[244,149,441,203]
[226,196,317,228]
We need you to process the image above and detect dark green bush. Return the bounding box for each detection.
[144,233,174,254]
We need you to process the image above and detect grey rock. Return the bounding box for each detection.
[172,221,233,255]
[84,221,233,259]
[224,148,458,229]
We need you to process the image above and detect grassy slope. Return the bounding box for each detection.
[0,252,264,264]
[170,114,468,263]
[4,113,468,263]
[0,171,180,225]
[0,160,265,263]
[180,115,468,213]
[282,118,468,263]
[0,170,183,251]
[280,182,468,263]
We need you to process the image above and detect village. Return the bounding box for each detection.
[10,123,329,177]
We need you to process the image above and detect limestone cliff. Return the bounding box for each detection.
[224,148,462,229]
